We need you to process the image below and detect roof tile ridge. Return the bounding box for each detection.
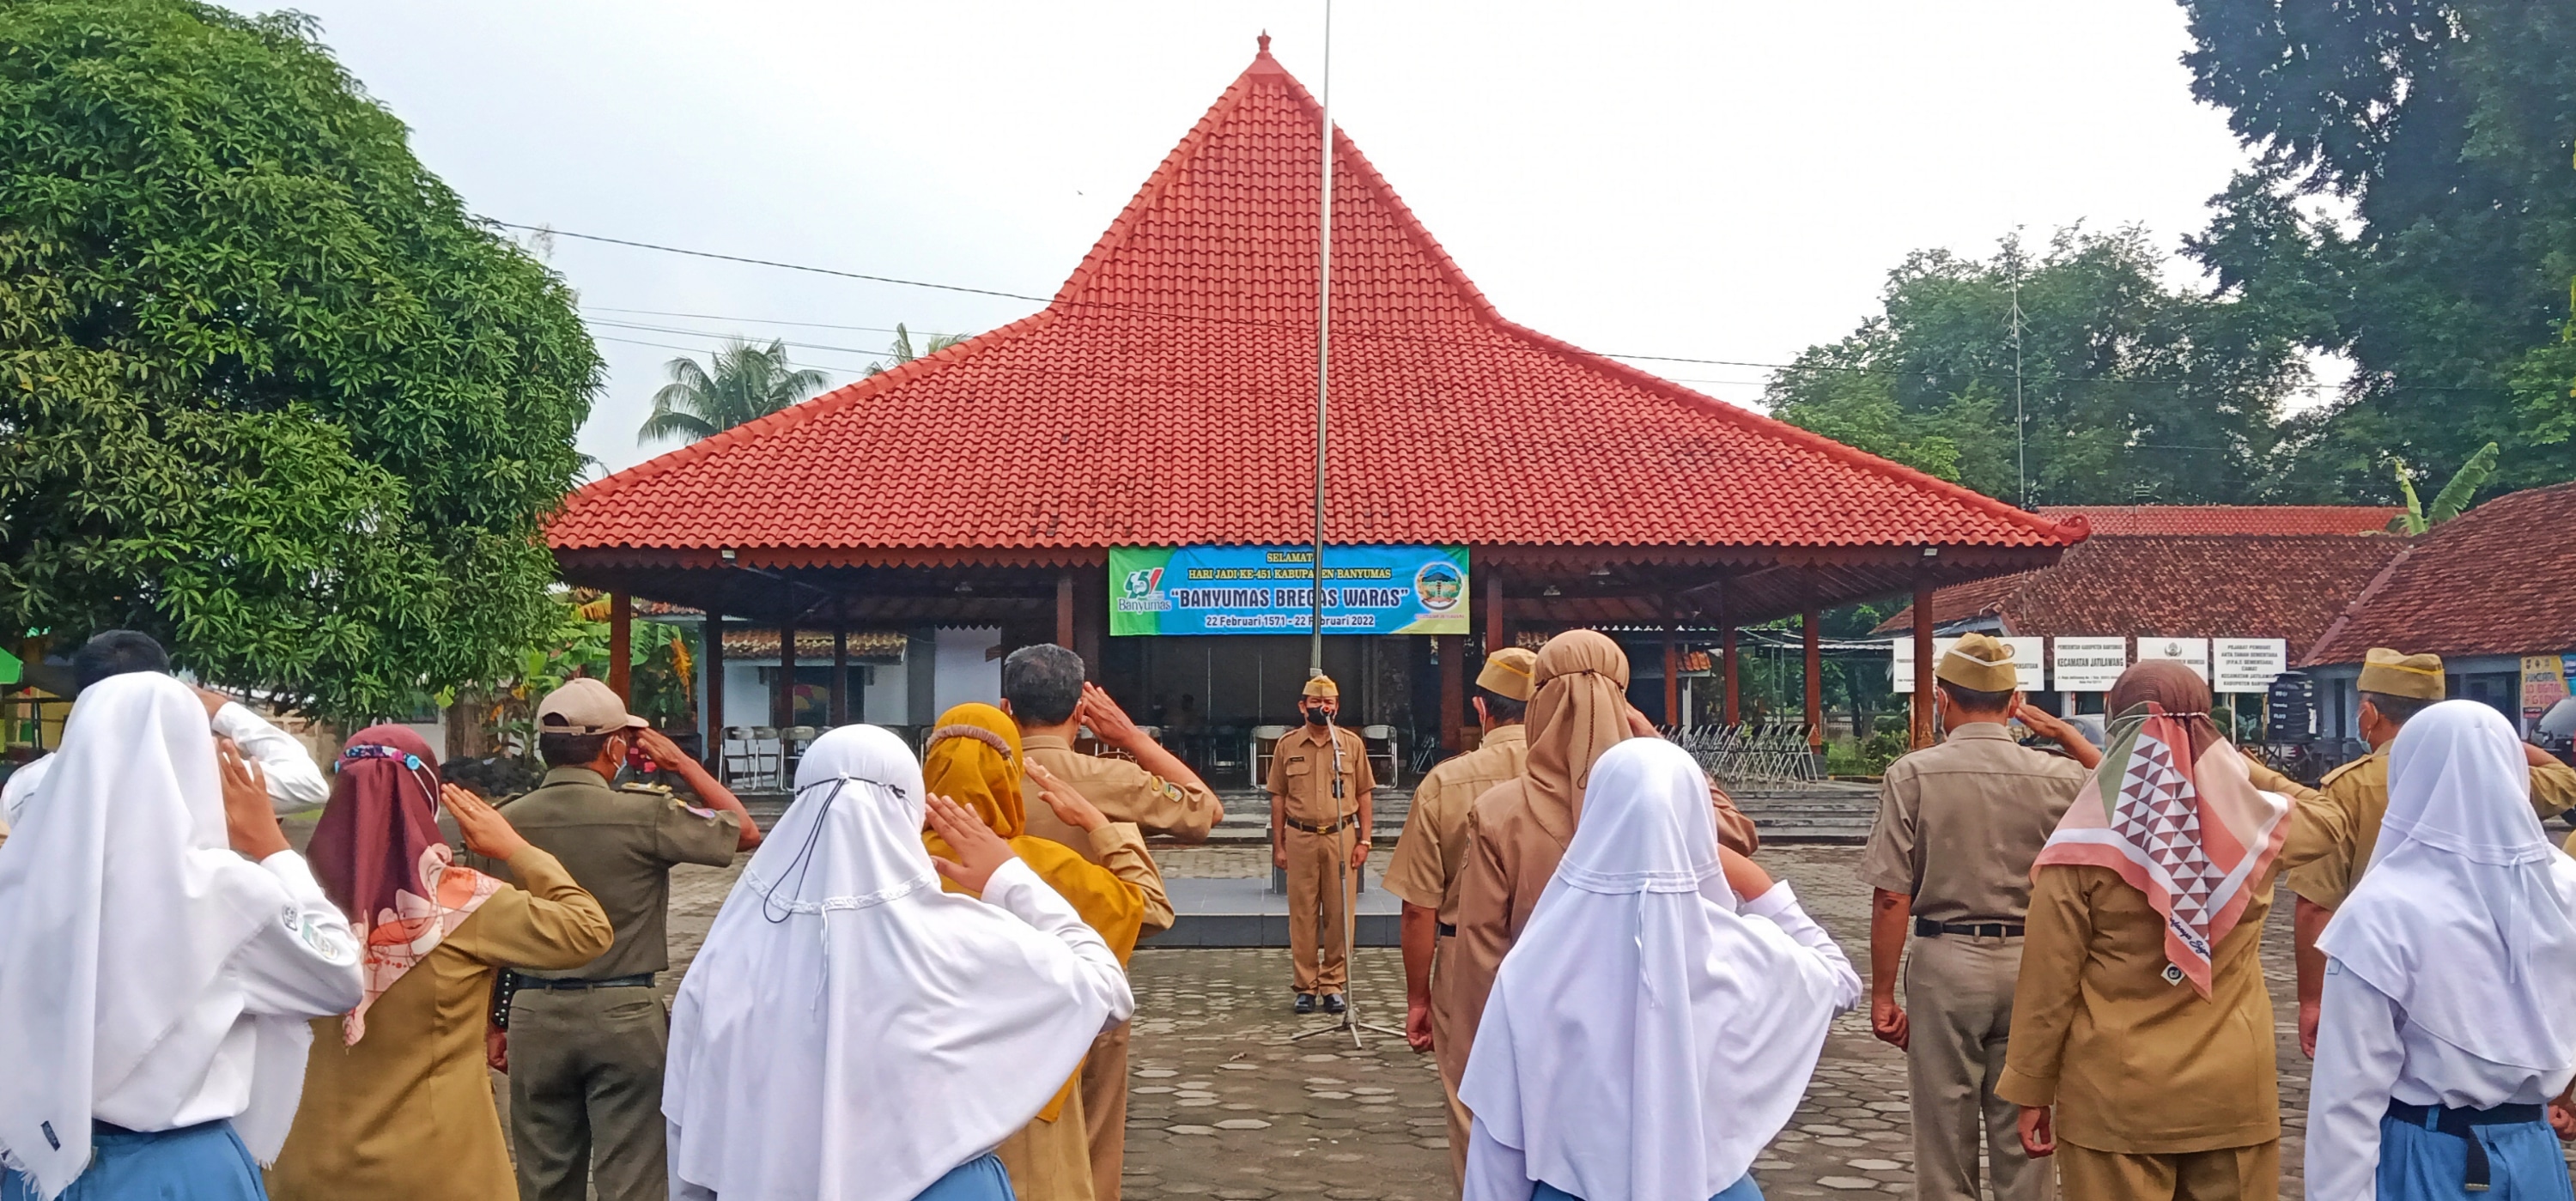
[1048,58,1267,312]
[2300,540,2416,666]
[1476,312,2088,548]
[550,309,1060,514]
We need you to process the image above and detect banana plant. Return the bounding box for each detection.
[2394,441,2500,534]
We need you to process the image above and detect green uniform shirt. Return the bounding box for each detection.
[499,765,740,980]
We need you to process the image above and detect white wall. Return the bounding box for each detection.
[933,628,1003,719]
[722,661,768,732]
[864,660,909,726]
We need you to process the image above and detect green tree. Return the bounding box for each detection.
[866,323,965,376]
[636,339,829,446]
[1770,227,2315,505]
[0,0,600,719]
[2178,0,2576,496]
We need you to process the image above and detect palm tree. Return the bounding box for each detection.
[866,324,967,376]
[636,339,830,446]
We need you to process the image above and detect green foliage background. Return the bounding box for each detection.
[0,1,600,718]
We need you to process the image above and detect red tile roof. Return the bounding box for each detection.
[2034,505,2399,537]
[1877,527,2409,652]
[548,45,2080,557]
[2304,482,2576,664]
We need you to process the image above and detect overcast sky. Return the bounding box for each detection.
[218,1,2262,476]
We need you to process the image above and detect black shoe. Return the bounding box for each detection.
[1321,993,1346,1015]
[1294,993,1316,1015]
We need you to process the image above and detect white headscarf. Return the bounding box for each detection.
[2320,700,2576,1071]
[0,673,316,1198]
[1461,738,1844,1201]
[663,725,1119,1201]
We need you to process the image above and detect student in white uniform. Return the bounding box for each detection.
[0,672,364,1200]
[1460,738,1860,1201]
[2306,700,2576,1201]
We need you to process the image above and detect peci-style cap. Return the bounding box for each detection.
[1935,632,2020,694]
[2358,647,2445,701]
[1475,647,1539,701]
[536,677,650,737]
[1302,674,1340,700]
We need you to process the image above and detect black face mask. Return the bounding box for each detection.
[1302,705,1330,726]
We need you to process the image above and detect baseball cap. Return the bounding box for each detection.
[537,677,649,737]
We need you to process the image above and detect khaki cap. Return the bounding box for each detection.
[2359,647,2445,701]
[1475,647,1538,701]
[1935,632,2020,693]
[1301,674,1340,700]
[537,676,648,737]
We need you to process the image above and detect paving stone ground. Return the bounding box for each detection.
[662,844,2339,1199]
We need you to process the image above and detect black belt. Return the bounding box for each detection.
[1915,918,2023,938]
[1437,922,1457,937]
[1285,814,1357,835]
[2387,1100,2546,1192]
[512,972,657,991]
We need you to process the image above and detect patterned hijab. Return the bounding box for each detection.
[2032,662,2289,997]
[1522,631,1635,844]
[307,724,500,1043]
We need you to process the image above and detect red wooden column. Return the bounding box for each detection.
[1438,634,1465,752]
[1662,622,1680,729]
[1483,570,1506,657]
[1721,626,1741,725]
[1055,571,1076,650]
[702,610,725,764]
[1802,604,1824,747]
[607,591,633,704]
[829,624,850,726]
[1911,579,1937,749]
[775,616,796,728]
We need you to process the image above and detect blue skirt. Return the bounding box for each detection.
[2,1120,264,1201]
[913,1154,1016,1201]
[2378,1110,2576,1200]
[1534,1173,1762,1201]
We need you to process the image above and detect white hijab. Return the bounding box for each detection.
[1461,738,1844,1201]
[2320,700,2576,1071]
[663,725,1118,1201]
[0,673,314,1198]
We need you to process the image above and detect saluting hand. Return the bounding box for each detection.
[927,793,1016,894]
[1028,761,1109,833]
[446,783,530,862]
[218,737,289,860]
[1075,682,1147,750]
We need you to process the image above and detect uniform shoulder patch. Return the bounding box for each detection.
[619,781,677,796]
[2318,757,2372,788]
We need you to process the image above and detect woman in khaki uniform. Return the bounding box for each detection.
[266,725,614,1201]
[1997,664,2349,1200]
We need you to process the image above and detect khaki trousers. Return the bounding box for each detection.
[998,1086,1094,1201]
[1284,825,1359,994]
[507,986,670,1201]
[1081,1022,1131,1201]
[1905,935,2053,1201]
[2052,1140,2276,1201]
[1431,931,1471,1187]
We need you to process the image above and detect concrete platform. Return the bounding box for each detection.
[1157,871,1401,949]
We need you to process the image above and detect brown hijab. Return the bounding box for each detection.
[2106,659,2225,760]
[1522,630,1633,842]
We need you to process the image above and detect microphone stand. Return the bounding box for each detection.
[1291,710,1401,1047]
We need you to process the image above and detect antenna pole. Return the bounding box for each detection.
[1309,0,1334,678]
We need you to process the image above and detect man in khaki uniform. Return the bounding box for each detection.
[1269,674,1376,1013]
[1382,646,1534,1185]
[2286,647,2576,1055]
[1003,644,1219,1201]
[492,679,762,1201]
[1858,632,2098,1201]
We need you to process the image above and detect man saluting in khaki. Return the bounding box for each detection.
[1003,644,1217,1201]
[1381,646,1535,1186]
[1858,633,2100,1201]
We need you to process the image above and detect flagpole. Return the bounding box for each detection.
[1309,0,1333,679]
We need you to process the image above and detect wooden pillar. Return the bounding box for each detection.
[1721,626,1741,725]
[1484,570,1506,655]
[1802,604,1824,747]
[702,610,726,765]
[1072,571,1104,680]
[1055,571,1076,650]
[1438,634,1465,752]
[607,591,633,704]
[1662,622,1680,729]
[829,624,850,726]
[775,615,796,728]
[1911,579,1936,749]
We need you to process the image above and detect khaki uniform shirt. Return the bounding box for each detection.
[1857,723,2090,923]
[1382,725,1528,925]
[496,766,741,980]
[1996,759,2354,1154]
[2286,748,2576,909]
[1267,725,1376,828]
[1021,733,1223,850]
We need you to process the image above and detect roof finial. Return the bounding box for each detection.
[1257,30,1272,53]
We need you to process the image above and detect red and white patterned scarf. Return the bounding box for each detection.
[2032,702,2290,997]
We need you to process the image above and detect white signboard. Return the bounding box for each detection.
[2052,636,2129,692]
[2213,638,2288,695]
[2136,636,2211,682]
[1891,635,2044,692]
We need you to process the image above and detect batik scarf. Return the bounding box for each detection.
[2032,661,2289,998]
[307,724,500,1043]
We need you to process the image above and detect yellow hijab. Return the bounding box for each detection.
[920,704,1145,1123]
